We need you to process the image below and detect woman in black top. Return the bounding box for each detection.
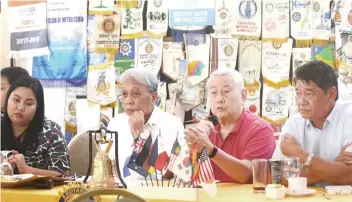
[1,76,70,176]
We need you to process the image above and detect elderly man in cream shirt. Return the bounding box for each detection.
[107,68,185,183]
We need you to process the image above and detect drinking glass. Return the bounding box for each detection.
[283,157,300,180]
[252,159,268,193]
[0,151,14,177]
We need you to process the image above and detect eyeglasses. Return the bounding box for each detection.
[323,186,352,200]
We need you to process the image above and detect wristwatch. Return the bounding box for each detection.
[303,153,314,170]
[208,146,218,159]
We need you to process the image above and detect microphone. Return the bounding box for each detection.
[207,115,219,127]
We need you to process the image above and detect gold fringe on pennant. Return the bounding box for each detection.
[107,53,115,62]
[95,47,119,54]
[262,38,289,43]
[105,102,116,108]
[65,122,77,134]
[232,35,260,41]
[88,10,114,15]
[245,80,260,96]
[117,0,138,8]
[329,35,335,42]
[244,80,260,89]
[295,39,312,48]
[335,59,341,70]
[263,77,290,89]
[88,63,109,71]
[312,39,329,47]
[291,79,296,86]
[262,116,287,126]
[88,98,116,108]
[146,31,167,39]
[121,32,144,39]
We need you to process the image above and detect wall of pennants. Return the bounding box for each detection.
[5,0,352,143]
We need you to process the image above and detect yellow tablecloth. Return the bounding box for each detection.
[1,184,352,202]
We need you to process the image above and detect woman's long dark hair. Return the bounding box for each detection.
[1,76,45,154]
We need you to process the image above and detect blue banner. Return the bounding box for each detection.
[32,0,87,80]
[169,9,215,27]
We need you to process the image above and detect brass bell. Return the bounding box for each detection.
[84,128,126,188]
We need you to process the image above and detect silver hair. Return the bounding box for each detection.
[119,68,159,92]
[207,68,245,91]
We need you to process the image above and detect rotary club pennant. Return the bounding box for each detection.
[64,86,87,134]
[232,0,262,39]
[217,38,238,70]
[192,81,210,123]
[312,0,331,44]
[213,0,234,37]
[121,0,145,38]
[87,63,117,106]
[162,40,184,81]
[262,39,293,86]
[338,70,352,102]
[290,0,313,47]
[136,37,163,76]
[244,80,261,116]
[292,48,311,77]
[238,40,261,84]
[184,34,210,87]
[94,6,121,53]
[146,0,168,38]
[262,0,290,42]
[312,42,334,69]
[115,38,137,81]
[177,60,205,111]
[262,84,292,125]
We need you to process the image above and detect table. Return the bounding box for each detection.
[1,184,352,202]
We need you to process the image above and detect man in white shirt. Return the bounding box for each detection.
[272,61,352,185]
[108,68,185,183]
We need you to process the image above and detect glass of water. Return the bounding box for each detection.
[283,157,301,180]
[0,151,14,177]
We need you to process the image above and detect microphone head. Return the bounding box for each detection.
[207,115,219,126]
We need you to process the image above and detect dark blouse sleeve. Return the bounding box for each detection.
[43,120,71,173]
